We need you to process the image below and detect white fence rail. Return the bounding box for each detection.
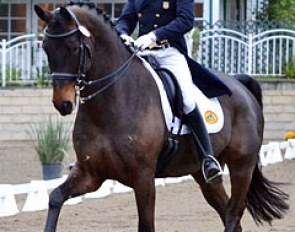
[198,29,295,76]
[0,34,47,87]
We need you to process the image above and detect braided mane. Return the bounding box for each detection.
[66,1,115,26]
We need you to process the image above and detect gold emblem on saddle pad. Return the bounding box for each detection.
[162,1,170,9]
[204,111,218,124]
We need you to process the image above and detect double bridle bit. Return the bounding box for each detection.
[43,8,136,103]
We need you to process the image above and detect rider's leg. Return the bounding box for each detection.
[186,105,222,183]
[154,47,222,183]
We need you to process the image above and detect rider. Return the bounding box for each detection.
[116,0,222,184]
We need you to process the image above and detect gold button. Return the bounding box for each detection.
[153,24,158,28]
[155,13,160,18]
[138,13,142,17]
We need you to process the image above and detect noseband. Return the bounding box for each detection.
[44,8,136,103]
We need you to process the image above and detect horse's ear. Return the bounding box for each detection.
[34,5,52,23]
[59,7,73,22]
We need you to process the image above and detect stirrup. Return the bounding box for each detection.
[201,155,223,184]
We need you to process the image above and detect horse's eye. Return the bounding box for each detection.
[72,46,80,54]
[67,42,80,54]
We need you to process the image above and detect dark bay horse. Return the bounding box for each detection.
[34,3,288,232]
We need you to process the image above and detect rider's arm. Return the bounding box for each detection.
[116,0,138,36]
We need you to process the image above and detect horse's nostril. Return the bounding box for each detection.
[62,101,73,114]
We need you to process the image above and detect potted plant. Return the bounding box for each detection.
[31,117,71,180]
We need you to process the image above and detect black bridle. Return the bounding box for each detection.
[43,8,136,103]
[43,9,89,84]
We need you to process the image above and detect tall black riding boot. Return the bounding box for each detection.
[186,106,222,184]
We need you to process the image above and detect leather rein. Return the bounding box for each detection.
[43,8,136,103]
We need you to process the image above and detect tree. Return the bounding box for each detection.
[257,0,295,21]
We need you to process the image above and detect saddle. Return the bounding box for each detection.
[143,55,184,119]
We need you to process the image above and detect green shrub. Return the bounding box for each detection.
[192,28,200,60]
[0,66,21,84]
[31,118,71,164]
[284,59,295,79]
[35,65,51,88]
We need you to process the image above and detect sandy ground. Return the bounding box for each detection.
[0,141,294,232]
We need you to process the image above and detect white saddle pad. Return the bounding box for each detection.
[139,56,224,135]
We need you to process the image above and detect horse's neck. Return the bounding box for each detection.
[87,16,131,80]
[79,39,150,126]
[76,14,161,128]
[80,16,131,103]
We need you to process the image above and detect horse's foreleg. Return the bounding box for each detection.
[192,171,229,225]
[133,171,156,232]
[44,186,65,232]
[44,163,103,232]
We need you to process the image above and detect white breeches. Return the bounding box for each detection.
[139,47,195,114]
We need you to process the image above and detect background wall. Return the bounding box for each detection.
[0,81,294,142]
[0,89,75,141]
[260,80,295,142]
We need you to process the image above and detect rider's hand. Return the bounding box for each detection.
[120,34,135,47]
[134,32,157,51]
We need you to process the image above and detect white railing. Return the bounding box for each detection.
[0,34,47,87]
[198,29,295,77]
[1,29,295,87]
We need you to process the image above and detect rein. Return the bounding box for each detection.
[44,8,137,103]
[79,51,136,102]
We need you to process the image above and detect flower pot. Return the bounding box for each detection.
[42,163,62,180]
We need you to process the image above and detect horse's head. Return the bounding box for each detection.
[34,5,93,115]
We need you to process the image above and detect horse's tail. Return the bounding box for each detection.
[234,74,263,109]
[246,165,289,225]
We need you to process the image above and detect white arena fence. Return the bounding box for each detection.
[0,34,47,87]
[198,29,295,77]
[1,28,295,87]
[0,139,294,217]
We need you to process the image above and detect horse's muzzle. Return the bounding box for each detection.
[53,101,74,116]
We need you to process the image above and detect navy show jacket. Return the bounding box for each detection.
[116,0,194,54]
[116,0,232,98]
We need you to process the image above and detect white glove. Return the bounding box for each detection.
[120,34,135,47]
[134,32,157,51]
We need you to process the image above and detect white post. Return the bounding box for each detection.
[247,34,253,75]
[1,39,6,87]
[211,0,221,25]
[204,0,221,27]
[203,0,210,25]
